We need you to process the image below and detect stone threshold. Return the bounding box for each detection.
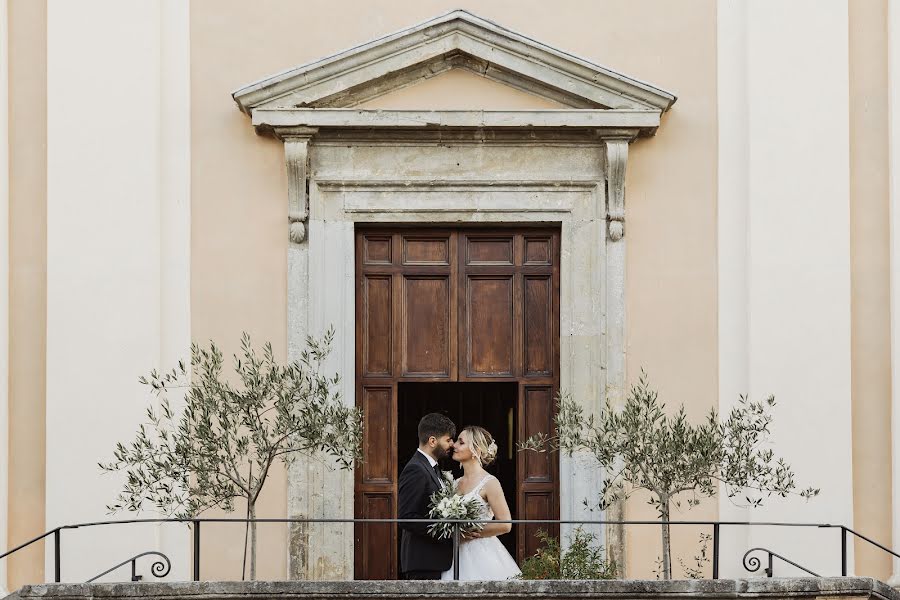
[5,578,898,600]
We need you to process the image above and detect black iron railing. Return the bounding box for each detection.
[1,518,898,583]
[86,551,172,583]
[742,547,820,578]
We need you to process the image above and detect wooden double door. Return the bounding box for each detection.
[354,226,560,579]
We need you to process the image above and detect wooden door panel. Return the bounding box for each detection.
[466,236,514,266]
[402,235,451,266]
[521,491,554,560]
[360,386,393,484]
[402,276,451,377]
[363,234,393,265]
[465,275,515,377]
[518,383,559,561]
[362,276,392,377]
[521,386,554,482]
[523,235,552,266]
[354,493,395,580]
[523,276,553,377]
[355,232,399,580]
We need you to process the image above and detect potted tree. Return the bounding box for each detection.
[522,372,818,579]
[101,328,362,580]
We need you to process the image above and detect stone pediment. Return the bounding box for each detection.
[232,10,676,137]
[356,69,569,110]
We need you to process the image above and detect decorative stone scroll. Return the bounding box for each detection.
[604,139,628,242]
[278,127,318,244]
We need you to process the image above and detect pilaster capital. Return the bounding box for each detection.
[275,126,319,142]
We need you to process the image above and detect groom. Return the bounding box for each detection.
[398,412,456,579]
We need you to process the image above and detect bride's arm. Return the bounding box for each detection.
[469,478,513,539]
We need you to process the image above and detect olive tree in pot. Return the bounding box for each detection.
[521,371,818,580]
[101,328,362,580]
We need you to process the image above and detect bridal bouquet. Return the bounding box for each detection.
[426,477,484,540]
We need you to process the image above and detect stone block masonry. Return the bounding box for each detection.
[4,578,899,600]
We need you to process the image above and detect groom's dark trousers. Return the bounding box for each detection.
[398,451,453,578]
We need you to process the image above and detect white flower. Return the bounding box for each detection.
[426,479,486,540]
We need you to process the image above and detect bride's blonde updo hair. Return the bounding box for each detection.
[463,426,499,466]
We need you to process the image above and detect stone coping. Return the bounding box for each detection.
[5,578,899,600]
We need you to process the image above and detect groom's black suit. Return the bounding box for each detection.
[398,450,453,578]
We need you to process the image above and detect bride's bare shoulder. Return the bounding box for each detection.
[481,474,503,493]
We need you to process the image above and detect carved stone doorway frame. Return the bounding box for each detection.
[233,10,676,579]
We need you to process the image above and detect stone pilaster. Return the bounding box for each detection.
[276,127,348,580]
[602,138,629,572]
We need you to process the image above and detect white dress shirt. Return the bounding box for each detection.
[417,447,438,468]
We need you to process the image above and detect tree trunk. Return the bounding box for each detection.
[659,496,672,580]
[242,497,251,581]
[250,501,257,581]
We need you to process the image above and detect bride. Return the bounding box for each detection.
[441,426,521,581]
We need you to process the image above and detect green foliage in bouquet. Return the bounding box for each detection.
[519,528,617,580]
[426,481,484,540]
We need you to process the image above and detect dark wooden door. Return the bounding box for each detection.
[354,227,559,579]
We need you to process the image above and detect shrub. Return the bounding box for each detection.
[519,527,617,580]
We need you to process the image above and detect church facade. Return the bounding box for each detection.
[2,0,898,589]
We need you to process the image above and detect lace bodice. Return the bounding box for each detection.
[456,474,495,520]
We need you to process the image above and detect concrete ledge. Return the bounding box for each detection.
[5,578,899,600]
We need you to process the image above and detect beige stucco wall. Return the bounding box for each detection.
[190,0,288,580]
[617,2,719,578]
[43,0,192,584]
[716,0,854,578]
[5,0,192,586]
[2,0,893,585]
[849,0,893,581]
[190,0,719,578]
[0,0,890,587]
[7,0,47,590]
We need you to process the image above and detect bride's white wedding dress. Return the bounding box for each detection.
[440,474,522,581]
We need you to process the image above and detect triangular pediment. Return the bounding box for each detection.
[357,69,568,110]
[232,10,676,114]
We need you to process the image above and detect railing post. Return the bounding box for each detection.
[53,529,61,583]
[841,526,848,576]
[452,524,460,581]
[192,520,200,582]
[712,523,720,579]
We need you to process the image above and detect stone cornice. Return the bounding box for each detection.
[257,109,657,137]
[313,179,600,190]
